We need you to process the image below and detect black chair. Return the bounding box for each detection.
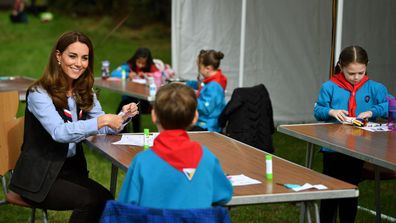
[219,84,275,153]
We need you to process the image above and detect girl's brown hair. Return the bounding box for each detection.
[335,45,369,74]
[198,49,224,69]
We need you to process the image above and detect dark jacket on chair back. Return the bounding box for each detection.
[219,84,275,153]
[10,91,88,202]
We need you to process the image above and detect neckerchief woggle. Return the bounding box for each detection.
[151,130,203,181]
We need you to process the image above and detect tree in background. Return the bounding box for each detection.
[46,0,171,27]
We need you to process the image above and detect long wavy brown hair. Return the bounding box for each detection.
[30,31,95,112]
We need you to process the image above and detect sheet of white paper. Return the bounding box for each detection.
[112,133,159,146]
[292,183,328,192]
[360,125,390,132]
[227,174,261,186]
[132,78,147,84]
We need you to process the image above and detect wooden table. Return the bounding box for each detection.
[278,123,396,222]
[85,132,357,222]
[94,77,152,102]
[0,76,35,101]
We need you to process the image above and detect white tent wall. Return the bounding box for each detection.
[342,0,396,96]
[171,0,395,124]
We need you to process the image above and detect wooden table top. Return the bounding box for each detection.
[94,77,152,101]
[278,123,396,171]
[85,132,357,206]
[0,76,35,101]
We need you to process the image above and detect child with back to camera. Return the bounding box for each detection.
[186,49,227,132]
[118,83,233,209]
[314,45,393,223]
[112,47,160,132]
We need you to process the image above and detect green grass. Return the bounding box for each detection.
[1,10,395,223]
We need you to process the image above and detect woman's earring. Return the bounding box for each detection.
[58,61,61,65]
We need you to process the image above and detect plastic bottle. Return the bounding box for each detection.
[101,60,110,80]
[149,81,157,98]
[266,154,273,180]
[388,97,396,131]
[153,71,162,88]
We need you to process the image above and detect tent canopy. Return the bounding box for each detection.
[172,0,396,123]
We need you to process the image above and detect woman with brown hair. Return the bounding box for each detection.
[9,31,139,222]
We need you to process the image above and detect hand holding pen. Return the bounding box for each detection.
[119,101,140,122]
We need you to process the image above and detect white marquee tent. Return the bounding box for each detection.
[171,0,396,123]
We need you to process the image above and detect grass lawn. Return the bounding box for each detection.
[0,10,395,222]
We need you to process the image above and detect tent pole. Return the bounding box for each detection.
[239,0,247,87]
[329,0,337,78]
[334,0,344,72]
[171,0,180,76]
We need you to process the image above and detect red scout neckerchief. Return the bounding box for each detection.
[151,130,203,180]
[330,73,369,116]
[197,69,227,97]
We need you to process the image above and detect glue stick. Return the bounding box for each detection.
[266,154,273,180]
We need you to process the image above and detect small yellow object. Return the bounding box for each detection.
[352,119,364,127]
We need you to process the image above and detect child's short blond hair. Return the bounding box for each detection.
[153,83,197,129]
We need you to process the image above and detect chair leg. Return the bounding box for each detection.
[1,175,7,196]
[42,209,48,223]
[0,176,8,206]
[30,207,36,223]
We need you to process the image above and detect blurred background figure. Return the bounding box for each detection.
[112,47,160,133]
[10,0,28,23]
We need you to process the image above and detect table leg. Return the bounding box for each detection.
[305,142,314,168]
[300,143,315,223]
[313,202,320,223]
[300,202,319,223]
[374,165,381,223]
[110,164,119,197]
[299,202,306,223]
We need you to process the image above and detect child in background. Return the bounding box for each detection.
[314,45,392,223]
[10,0,28,23]
[111,47,160,132]
[118,83,233,209]
[186,49,227,132]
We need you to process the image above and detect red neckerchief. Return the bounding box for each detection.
[151,130,203,172]
[330,73,369,116]
[197,69,227,96]
[129,64,159,78]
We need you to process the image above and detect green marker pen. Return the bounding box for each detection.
[143,128,150,150]
[266,154,273,180]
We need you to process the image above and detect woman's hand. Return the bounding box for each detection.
[121,102,139,121]
[329,109,349,122]
[97,114,124,130]
[357,111,373,119]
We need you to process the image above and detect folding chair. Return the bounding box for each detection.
[0,91,48,223]
[100,200,231,223]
